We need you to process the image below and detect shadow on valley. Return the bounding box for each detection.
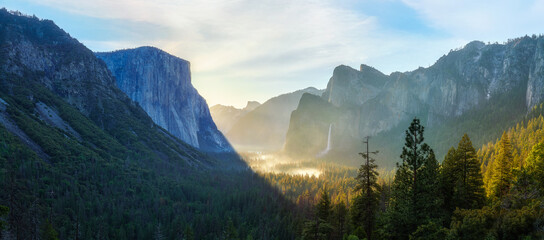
[0,10,300,240]
[2,7,544,240]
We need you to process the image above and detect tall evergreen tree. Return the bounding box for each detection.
[225,218,239,240]
[0,205,8,233]
[526,141,544,191]
[455,134,485,209]
[303,188,334,240]
[441,134,485,222]
[351,137,380,240]
[489,132,514,199]
[386,118,441,239]
[317,188,332,222]
[332,201,347,240]
[440,147,457,222]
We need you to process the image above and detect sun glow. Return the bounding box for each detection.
[240,151,322,177]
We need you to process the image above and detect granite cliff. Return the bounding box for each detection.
[96,47,233,152]
[285,36,544,166]
[0,9,208,166]
[0,10,296,239]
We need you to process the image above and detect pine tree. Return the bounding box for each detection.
[489,132,514,199]
[526,141,544,191]
[440,147,457,221]
[332,202,347,240]
[302,188,334,240]
[455,134,485,209]
[184,226,195,240]
[41,220,59,240]
[386,118,441,239]
[0,205,8,232]
[225,218,239,240]
[317,188,331,222]
[441,134,485,221]
[351,137,380,240]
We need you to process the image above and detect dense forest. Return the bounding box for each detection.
[252,109,544,240]
[0,88,300,239]
[2,8,544,240]
[3,96,544,239]
[0,9,300,239]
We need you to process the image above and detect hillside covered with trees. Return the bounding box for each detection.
[261,115,544,239]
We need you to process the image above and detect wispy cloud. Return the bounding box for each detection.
[10,0,533,107]
[402,0,544,41]
[12,0,385,106]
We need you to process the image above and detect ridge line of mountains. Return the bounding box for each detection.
[284,35,544,167]
[3,6,544,239]
[0,8,297,239]
[211,35,544,169]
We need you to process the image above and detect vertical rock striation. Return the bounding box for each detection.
[96,47,233,152]
[285,36,544,163]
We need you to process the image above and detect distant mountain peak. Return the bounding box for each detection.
[244,101,261,111]
[464,40,486,49]
[286,35,544,166]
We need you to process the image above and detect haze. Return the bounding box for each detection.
[5,0,544,107]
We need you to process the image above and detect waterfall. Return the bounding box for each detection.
[316,124,332,157]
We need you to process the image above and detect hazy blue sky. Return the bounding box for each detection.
[4,0,544,107]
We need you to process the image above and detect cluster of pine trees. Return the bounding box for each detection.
[301,118,544,240]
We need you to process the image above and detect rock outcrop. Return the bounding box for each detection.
[0,8,207,166]
[285,36,544,165]
[96,47,233,152]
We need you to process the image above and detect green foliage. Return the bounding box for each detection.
[41,220,59,240]
[479,104,544,193]
[225,218,239,240]
[409,220,448,240]
[352,141,380,240]
[302,188,334,240]
[332,201,348,239]
[317,188,332,222]
[448,207,496,240]
[440,147,458,221]
[386,118,442,239]
[0,205,8,234]
[488,132,514,199]
[440,134,485,225]
[448,205,544,240]
[345,234,360,240]
[0,75,298,239]
[526,142,544,191]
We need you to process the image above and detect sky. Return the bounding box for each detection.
[3,0,544,108]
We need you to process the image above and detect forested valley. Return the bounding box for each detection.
[250,105,544,240]
[2,6,544,240]
[213,83,544,239]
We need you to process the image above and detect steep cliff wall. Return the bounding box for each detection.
[96,47,233,152]
[285,36,544,165]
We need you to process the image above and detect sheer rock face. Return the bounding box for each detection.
[96,47,233,152]
[286,36,544,156]
[0,9,207,165]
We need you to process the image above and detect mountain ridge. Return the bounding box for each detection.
[285,35,544,167]
[0,9,298,239]
[212,87,324,151]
